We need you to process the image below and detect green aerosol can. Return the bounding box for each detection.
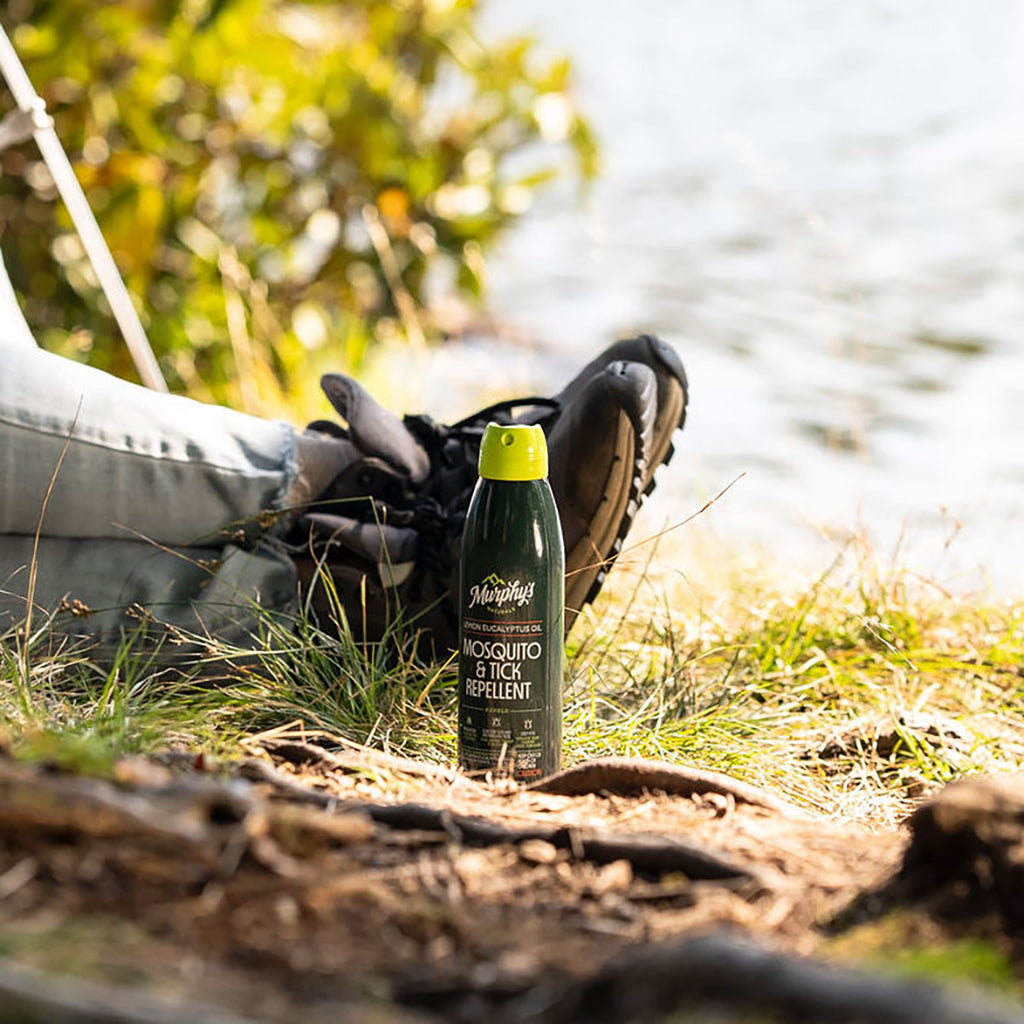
[458,423,564,782]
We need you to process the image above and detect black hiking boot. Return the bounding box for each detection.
[288,336,688,650]
[551,333,688,496]
[548,359,656,630]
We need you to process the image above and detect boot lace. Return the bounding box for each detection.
[404,396,560,500]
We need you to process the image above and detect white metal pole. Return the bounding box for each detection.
[0,24,168,392]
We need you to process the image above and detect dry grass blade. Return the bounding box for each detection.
[564,472,746,583]
[18,399,81,711]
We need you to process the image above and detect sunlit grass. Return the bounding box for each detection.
[2,533,1024,829]
[0,617,245,773]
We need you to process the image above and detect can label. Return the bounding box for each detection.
[459,570,553,781]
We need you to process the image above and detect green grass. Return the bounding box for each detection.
[3,531,1024,827]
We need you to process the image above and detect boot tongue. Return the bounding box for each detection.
[320,374,429,484]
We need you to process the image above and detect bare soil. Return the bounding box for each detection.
[1,741,1023,1024]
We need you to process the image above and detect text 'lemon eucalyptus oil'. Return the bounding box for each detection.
[458,423,564,782]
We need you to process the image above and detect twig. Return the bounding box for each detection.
[362,202,426,349]
[564,473,747,583]
[249,736,456,782]
[218,248,260,414]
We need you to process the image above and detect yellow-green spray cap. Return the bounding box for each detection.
[478,423,548,480]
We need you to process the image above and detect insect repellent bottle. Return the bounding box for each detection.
[458,423,564,782]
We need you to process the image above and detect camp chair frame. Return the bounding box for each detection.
[0,24,167,391]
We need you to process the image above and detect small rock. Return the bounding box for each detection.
[275,894,301,927]
[113,757,173,788]
[589,859,633,895]
[517,839,560,865]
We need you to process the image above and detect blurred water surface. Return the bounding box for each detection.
[395,1,1024,592]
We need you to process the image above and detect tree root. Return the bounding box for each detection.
[530,757,801,815]
[529,931,1024,1024]
[239,758,759,882]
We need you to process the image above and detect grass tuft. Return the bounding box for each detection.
[2,532,1024,827]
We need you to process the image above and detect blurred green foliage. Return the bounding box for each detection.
[0,0,595,408]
